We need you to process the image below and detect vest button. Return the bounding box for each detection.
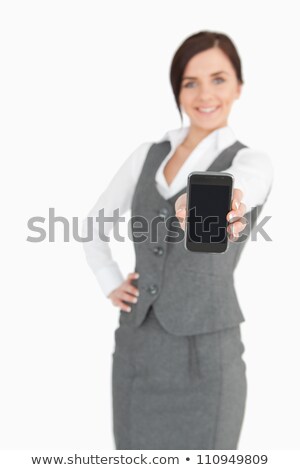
[153,246,164,256]
[158,207,169,219]
[147,284,158,295]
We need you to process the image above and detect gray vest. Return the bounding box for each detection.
[120,140,269,335]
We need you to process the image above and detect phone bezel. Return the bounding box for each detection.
[184,171,234,253]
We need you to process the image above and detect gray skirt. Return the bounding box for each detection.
[112,306,247,450]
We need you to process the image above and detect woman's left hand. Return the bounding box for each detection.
[175,188,248,241]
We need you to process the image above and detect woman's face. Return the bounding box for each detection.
[179,47,242,131]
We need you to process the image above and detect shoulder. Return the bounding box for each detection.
[130,132,172,162]
[130,141,154,156]
[125,141,154,166]
[230,144,274,202]
[126,141,155,180]
[234,144,274,174]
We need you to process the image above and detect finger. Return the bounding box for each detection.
[175,207,186,222]
[116,299,132,312]
[175,204,186,232]
[227,202,247,223]
[227,220,248,235]
[119,291,138,304]
[127,272,140,280]
[111,296,130,310]
[237,202,247,217]
[112,296,132,312]
[175,193,187,212]
[175,214,186,231]
[231,188,243,211]
[107,289,116,299]
[124,282,140,297]
[227,222,247,236]
[227,226,241,241]
[228,231,240,242]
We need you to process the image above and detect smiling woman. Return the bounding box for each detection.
[179,52,241,126]
[170,32,243,144]
[82,30,273,450]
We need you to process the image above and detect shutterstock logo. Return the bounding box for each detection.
[26,207,272,244]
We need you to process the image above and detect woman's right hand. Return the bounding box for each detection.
[107,272,140,313]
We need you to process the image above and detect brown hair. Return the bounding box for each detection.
[170,30,244,124]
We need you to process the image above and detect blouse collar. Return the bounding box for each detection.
[158,124,237,154]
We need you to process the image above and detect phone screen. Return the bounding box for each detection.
[185,173,233,253]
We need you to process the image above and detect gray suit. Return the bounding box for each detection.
[112,140,270,449]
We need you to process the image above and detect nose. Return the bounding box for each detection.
[196,83,214,100]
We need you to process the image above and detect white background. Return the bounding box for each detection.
[0,0,299,451]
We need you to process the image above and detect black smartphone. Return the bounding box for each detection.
[184,171,234,253]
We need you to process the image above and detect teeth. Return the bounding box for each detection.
[198,107,217,113]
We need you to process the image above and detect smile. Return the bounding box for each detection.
[195,106,220,115]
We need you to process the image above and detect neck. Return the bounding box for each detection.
[181,123,227,151]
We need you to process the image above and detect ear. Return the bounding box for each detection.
[236,83,243,100]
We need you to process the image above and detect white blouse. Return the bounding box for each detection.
[82,125,274,297]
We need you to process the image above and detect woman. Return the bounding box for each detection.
[82,30,273,450]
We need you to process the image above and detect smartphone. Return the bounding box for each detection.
[184,171,234,253]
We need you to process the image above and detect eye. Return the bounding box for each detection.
[213,77,225,84]
[182,81,197,88]
[182,77,225,88]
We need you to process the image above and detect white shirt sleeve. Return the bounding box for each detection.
[81,141,153,298]
[222,147,274,212]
